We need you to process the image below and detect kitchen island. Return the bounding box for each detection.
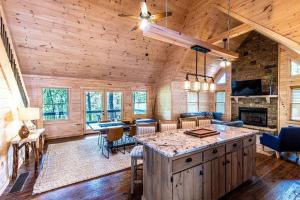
[135,124,258,200]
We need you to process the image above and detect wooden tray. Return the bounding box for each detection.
[184,128,219,138]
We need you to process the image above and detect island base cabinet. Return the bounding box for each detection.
[225,149,243,192]
[172,165,203,200]
[243,144,256,182]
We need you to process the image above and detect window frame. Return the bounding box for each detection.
[290,87,300,121]
[133,90,148,115]
[187,91,199,112]
[290,59,300,76]
[42,87,70,122]
[215,90,226,114]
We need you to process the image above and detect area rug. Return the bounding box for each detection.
[33,137,139,194]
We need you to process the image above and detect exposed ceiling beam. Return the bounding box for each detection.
[207,24,253,45]
[215,4,300,54]
[143,24,239,59]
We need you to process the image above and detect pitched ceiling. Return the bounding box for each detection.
[2,0,191,84]
[3,0,300,84]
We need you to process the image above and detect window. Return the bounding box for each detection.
[133,91,147,115]
[106,91,122,120]
[42,88,69,120]
[217,73,226,84]
[85,91,103,125]
[291,88,300,121]
[215,91,226,114]
[291,60,300,76]
[187,92,199,112]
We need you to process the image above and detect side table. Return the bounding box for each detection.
[10,128,45,179]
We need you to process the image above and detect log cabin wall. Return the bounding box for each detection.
[278,45,300,128]
[23,74,155,139]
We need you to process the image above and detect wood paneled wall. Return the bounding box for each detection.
[23,75,155,139]
[278,45,300,128]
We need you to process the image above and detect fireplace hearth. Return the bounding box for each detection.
[239,107,268,127]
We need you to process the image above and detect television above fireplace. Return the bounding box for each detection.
[232,79,262,96]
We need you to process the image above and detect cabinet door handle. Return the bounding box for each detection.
[248,138,252,142]
[185,157,192,163]
[244,152,248,156]
[226,160,230,164]
[222,161,226,166]
[212,149,218,154]
[232,143,237,147]
[199,170,203,176]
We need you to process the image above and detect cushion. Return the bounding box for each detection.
[213,112,223,120]
[130,145,143,159]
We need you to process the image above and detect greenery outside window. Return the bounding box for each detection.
[133,91,147,115]
[291,88,300,121]
[187,92,199,112]
[42,88,69,120]
[215,91,226,114]
[106,91,122,121]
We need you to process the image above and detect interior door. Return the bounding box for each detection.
[84,90,104,133]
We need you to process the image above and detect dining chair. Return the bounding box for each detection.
[125,125,137,151]
[179,117,197,129]
[101,127,125,159]
[159,120,178,132]
[97,120,112,148]
[130,122,156,194]
[197,118,211,127]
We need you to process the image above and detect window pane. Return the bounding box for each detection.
[85,91,103,125]
[217,73,226,84]
[291,88,300,103]
[133,91,147,114]
[187,103,198,112]
[42,88,69,120]
[216,92,225,102]
[107,92,122,120]
[291,61,300,76]
[215,91,225,114]
[291,103,300,121]
[187,92,198,103]
[216,103,225,114]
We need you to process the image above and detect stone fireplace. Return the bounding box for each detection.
[231,31,278,129]
[239,107,268,127]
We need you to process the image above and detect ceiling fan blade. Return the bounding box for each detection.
[140,1,148,16]
[118,14,139,20]
[130,25,139,32]
[150,12,172,20]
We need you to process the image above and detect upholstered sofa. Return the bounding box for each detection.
[179,112,244,127]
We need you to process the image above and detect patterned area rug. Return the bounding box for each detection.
[33,137,138,194]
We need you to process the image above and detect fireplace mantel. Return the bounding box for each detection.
[231,95,278,104]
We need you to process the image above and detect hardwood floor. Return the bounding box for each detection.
[0,137,299,200]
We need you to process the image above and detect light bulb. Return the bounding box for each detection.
[220,60,226,68]
[202,82,209,91]
[193,80,201,91]
[225,60,231,66]
[139,19,149,30]
[209,82,216,92]
[184,79,191,91]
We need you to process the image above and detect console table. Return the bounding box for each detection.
[11,128,45,179]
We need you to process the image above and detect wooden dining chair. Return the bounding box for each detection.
[179,117,197,129]
[101,127,125,159]
[97,120,112,148]
[159,120,178,132]
[197,118,211,127]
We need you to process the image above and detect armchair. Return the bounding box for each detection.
[260,127,300,158]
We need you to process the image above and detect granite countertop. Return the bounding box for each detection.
[134,124,259,158]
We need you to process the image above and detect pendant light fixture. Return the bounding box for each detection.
[183,45,215,92]
[219,0,232,68]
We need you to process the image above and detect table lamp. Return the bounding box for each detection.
[18,107,40,138]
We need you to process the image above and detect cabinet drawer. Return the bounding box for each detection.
[172,152,203,173]
[226,140,242,153]
[203,145,225,162]
[243,135,255,147]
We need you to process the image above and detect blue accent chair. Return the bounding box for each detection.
[260,127,300,155]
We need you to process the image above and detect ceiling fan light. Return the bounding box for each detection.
[202,82,209,91]
[193,80,201,91]
[139,19,149,30]
[209,82,216,92]
[184,79,191,91]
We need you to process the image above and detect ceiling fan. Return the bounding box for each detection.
[118,0,172,31]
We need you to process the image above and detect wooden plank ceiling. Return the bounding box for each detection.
[3,0,300,83]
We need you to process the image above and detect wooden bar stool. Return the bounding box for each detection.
[179,117,197,129]
[159,120,178,132]
[130,123,156,194]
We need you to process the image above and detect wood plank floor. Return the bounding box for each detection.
[0,137,300,200]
